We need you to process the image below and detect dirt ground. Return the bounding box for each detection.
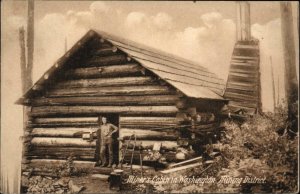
[71,174,118,193]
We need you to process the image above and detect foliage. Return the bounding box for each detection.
[217,104,298,193]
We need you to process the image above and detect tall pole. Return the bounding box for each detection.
[280,2,298,120]
[270,57,276,111]
[19,27,27,93]
[20,0,35,191]
[26,0,34,91]
[65,37,68,52]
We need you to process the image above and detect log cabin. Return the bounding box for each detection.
[17,29,227,178]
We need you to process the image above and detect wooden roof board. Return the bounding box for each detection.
[17,30,225,104]
[110,41,224,86]
[131,58,224,96]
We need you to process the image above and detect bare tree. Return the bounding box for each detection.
[20,0,34,191]
[280,2,298,131]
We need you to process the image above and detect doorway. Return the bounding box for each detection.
[95,114,119,166]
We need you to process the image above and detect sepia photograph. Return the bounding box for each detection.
[1,0,299,193]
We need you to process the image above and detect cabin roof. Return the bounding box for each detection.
[17,29,226,104]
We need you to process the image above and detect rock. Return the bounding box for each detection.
[36,176,43,182]
[21,175,30,187]
[69,180,85,193]
[45,176,53,180]
[54,177,70,187]
[22,171,30,176]
[56,189,64,194]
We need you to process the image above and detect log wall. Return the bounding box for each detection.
[24,35,224,173]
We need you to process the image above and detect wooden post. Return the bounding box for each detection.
[280,2,298,119]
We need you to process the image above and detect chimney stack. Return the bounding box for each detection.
[236,1,251,41]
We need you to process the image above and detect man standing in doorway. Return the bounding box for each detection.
[99,116,119,168]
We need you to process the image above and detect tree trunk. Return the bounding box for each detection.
[280,2,299,120]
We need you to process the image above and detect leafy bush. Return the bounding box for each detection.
[218,104,298,193]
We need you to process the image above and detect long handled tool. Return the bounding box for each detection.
[139,143,143,177]
[130,134,137,174]
[119,134,133,169]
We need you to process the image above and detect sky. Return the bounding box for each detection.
[1,1,299,192]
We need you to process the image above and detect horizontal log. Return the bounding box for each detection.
[29,155,94,161]
[233,49,259,57]
[119,117,179,129]
[230,62,258,69]
[28,146,117,161]
[161,162,202,174]
[31,167,111,177]
[119,128,180,140]
[226,81,258,87]
[224,97,258,105]
[31,146,95,152]
[226,83,258,92]
[225,88,258,96]
[86,54,129,66]
[122,140,178,151]
[31,128,98,138]
[31,137,96,147]
[232,55,259,61]
[28,95,179,106]
[224,92,259,101]
[228,76,258,83]
[29,159,96,169]
[46,85,174,97]
[55,77,155,88]
[235,44,259,50]
[169,156,203,168]
[229,67,258,75]
[228,101,258,109]
[119,124,178,129]
[31,117,98,127]
[122,151,176,163]
[229,72,258,79]
[65,64,142,79]
[120,117,178,123]
[30,106,178,117]
[92,46,118,56]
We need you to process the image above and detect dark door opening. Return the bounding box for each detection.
[95,114,119,166]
